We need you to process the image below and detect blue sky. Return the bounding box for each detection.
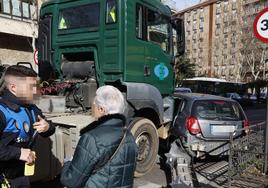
[175,0,200,11]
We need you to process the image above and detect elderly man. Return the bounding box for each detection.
[61,85,137,188]
[0,65,55,188]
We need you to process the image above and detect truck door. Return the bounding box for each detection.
[144,8,173,95]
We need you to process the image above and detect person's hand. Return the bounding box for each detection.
[20,148,36,164]
[33,115,49,133]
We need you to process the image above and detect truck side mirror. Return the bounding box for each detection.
[172,18,185,56]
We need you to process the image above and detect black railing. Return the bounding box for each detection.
[228,122,268,187]
[0,0,38,21]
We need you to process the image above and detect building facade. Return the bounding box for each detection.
[175,0,268,82]
[0,0,43,69]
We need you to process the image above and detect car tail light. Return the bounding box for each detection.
[186,116,201,135]
[243,120,250,128]
[243,120,250,134]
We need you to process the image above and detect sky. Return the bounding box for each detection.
[175,0,200,11]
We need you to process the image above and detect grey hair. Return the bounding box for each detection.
[94,85,125,114]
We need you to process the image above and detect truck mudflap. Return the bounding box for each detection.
[166,141,194,187]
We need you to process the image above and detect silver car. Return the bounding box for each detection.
[170,93,249,158]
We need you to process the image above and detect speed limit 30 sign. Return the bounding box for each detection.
[254,7,268,42]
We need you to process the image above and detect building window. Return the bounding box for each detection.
[215,14,220,24]
[254,4,259,14]
[224,1,228,12]
[0,0,37,20]
[199,8,204,17]
[232,41,236,47]
[232,0,237,10]
[199,18,204,32]
[193,20,197,30]
[216,2,221,8]
[215,29,220,36]
[223,13,228,22]
[223,26,228,33]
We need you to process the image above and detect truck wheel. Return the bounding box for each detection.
[129,118,159,177]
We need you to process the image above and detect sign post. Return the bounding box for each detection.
[253,7,268,174]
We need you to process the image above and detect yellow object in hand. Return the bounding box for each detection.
[24,152,35,176]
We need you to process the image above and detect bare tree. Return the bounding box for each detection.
[240,28,268,81]
[237,2,268,82]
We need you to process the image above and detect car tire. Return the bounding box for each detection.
[129,117,159,177]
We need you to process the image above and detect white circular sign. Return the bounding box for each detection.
[34,50,38,65]
[254,8,268,42]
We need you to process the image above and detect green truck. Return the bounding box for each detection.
[35,0,185,183]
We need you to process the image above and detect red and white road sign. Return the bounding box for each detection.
[34,49,38,65]
[254,7,268,43]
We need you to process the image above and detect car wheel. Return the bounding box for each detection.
[129,117,159,177]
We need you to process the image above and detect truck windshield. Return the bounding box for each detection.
[58,3,100,30]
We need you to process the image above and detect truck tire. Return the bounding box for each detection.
[129,118,159,177]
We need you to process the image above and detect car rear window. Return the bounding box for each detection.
[192,100,244,121]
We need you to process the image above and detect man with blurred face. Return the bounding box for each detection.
[0,65,55,188]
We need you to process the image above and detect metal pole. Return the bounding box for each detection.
[264,95,268,174]
[228,132,233,188]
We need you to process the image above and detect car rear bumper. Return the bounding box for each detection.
[190,141,230,156]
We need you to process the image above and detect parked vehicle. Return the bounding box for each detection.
[174,87,192,93]
[170,93,249,158]
[225,92,242,101]
[249,94,257,102]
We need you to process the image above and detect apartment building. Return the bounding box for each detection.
[175,0,268,82]
[0,0,43,68]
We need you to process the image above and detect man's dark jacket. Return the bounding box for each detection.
[0,89,55,179]
[61,114,137,188]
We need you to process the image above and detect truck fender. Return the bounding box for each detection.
[123,82,163,123]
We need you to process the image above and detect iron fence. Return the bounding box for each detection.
[228,122,268,188]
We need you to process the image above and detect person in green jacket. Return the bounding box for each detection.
[60,85,137,188]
